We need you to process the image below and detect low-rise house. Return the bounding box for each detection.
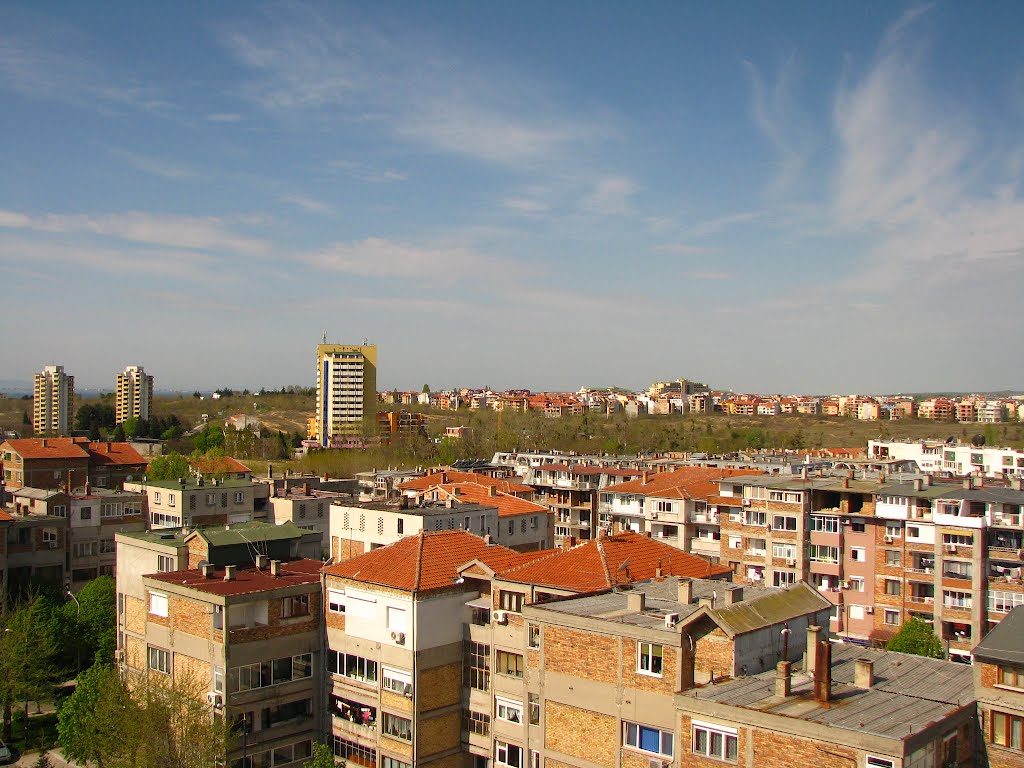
[125,477,259,529]
[972,605,1024,766]
[1,437,147,491]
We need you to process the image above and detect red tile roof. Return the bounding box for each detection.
[602,467,762,499]
[398,471,533,495]
[0,510,13,522]
[495,531,731,592]
[147,558,322,596]
[1,438,90,460]
[323,530,535,593]
[190,456,252,475]
[85,441,148,466]
[430,483,550,517]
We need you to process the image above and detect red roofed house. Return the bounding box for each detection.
[0,437,148,492]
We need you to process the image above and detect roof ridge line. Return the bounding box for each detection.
[597,538,612,586]
[412,530,426,591]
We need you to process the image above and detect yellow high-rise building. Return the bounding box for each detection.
[33,364,75,436]
[115,365,154,424]
[312,341,377,446]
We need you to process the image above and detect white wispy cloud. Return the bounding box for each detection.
[502,197,550,214]
[0,236,218,278]
[301,237,505,281]
[688,210,766,238]
[206,112,243,123]
[0,209,267,255]
[109,148,194,179]
[582,176,638,215]
[280,193,334,216]
[744,53,812,195]
[218,4,612,167]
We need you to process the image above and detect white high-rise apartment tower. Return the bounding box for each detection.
[116,365,154,423]
[312,340,377,446]
[33,364,75,435]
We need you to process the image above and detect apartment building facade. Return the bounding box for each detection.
[1,438,148,492]
[312,342,378,446]
[972,606,1024,766]
[115,365,154,423]
[124,477,258,529]
[33,364,74,436]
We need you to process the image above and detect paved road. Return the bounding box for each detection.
[13,749,84,767]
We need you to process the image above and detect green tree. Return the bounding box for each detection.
[147,453,191,482]
[304,743,337,768]
[121,418,140,440]
[886,617,944,659]
[33,752,54,768]
[57,663,134,767]
[421,384,430,394]
[74,577,117,666]
[111,424,126,442]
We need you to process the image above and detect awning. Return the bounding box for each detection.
[465,597,492,610]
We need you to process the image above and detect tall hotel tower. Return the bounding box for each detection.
[115,365,154,423]
[33,364,75,435]
[313,340,377,446]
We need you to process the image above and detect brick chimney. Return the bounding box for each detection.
[813,639,832,703]
[805,625,822,673]
[626,591,645,612]
[723,585,744,605]
[775,661,792,698]
[854,658,875,689]
[677,578,693,605]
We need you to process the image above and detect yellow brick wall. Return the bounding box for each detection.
[545,701,617,767]
[170,594,218,640]
[124,595,146,634]
[694,627,733,680]
[173,652,211,690]
[146,588,169,628]
[380,736,412,760]
[419,753,466,768]
[187,536,208,569]
[416,709,461,757]
[417,661,462,713]
[124,635,147,670]
[623,639,677,695]
[543,627,618,685]
[382,690,413,714]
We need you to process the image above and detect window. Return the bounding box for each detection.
[80,506,92,520]
[943,533,973,546]
[213,666,224,693]
[495,696,523,724]
[692,721,737,762]
[943,591,972,609]
[992,710,1023,750]
[328,589,345,613]
[773,571,796,588]
[333,736,375,766]
[885,523,901,538]
[281,594,309,618]
[148,646,171,674]
[866,758,895,768]
[850,547,865,562]
[234,492,244,504]
[495,741,524,768]
[531,751,540,768]
[528,693,539,725]
[156,555,175,573]
[387,606,407,633]
[52,505,66,517]
[884,609,900,626]
[42,528,58,544]
[884,579,901,596]
[464,641,490,690]
[624,722,674,758]
[154,492,161,504]
[850,520,866,533]
[397,518,404,534]
[744,509,767,526]
[327,651,377,683]
[168,495,175,508]
[809,515,839,533]
[499,590,525,613]
[990,591,1024,613]
[213,605,223,630]
[221,493,228,508]
[772,542,796,560]
[807,544,839,563]
[382,667,412,696]
[188,494,196,511]
[382,713,412,741]
[656,500,673,513]
[772,515,797,531]
[849,577,865,592]
[999,666,1024,689]
[100,540,116,554]
[637,642,663,676]
[463,710,489,736]
[525,624,540,649]
[149,591,168,617]
[885,549,901,566]
[944,560,971,579]
[496,650,524,678]
[261,698,311,729]
[382,758,411,768]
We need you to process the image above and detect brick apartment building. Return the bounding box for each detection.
[972,606,1024,766]
[1,437,148,492]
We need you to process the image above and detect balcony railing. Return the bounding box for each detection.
[906,595,935,605]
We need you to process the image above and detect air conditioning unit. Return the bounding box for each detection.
[492,610,508,625]
[883,534,894,543]
[786,558,796,567]
[115,649,125,663]
[206,692,223,708]
[945,544,958,553]
[864,606,874,615]
[649,512,658,520]
[48,541,58,549]
[648,758,669,768]
[664,612,679,629]
[390,631,406,645]
[403,683,413,698]
[742,499,751,507]
[840,580,850,590]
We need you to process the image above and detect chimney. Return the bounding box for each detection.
[805,625,822,673]
[698,594,716,610]
[270,560,281,576]
[563,536,577,550]
[677,578,693,605]
[201,563,215,578]
[723,585,743,605]
[399,495,409,510]
[84,481,91,495]
[924,474,932,487]
[913,477,923,491]
[483,533,493,545]
[1013,477,1023,492]
[842,477,849,489]
[323,473,330,481]
[256,554,269,569]
[854,658,874,689]
[223,565,236,581]
[963,477,972,490]
[626,591,646,612]
[775,661,792,698]
[41,438,46,448]
[303,482,311,496]
[642,471,651,484]
[800,467,808,480]
[488,485,497,497]
[813,639,832,703]
[268,463,273,478]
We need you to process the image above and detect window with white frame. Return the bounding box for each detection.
[728,536,742,550]
[387,606,407,633]
[655,500,673,513]
[943,590,971,609]
[495,740,524,768]
[149,591,168,617]
[495,696,523,724]
[147,646,171,674]
[156,555,175,573]
[328,589,345,613]
[989,591,1024,613]
[809,516,839,533]
[773,571,796,588]
[637,642,663,676]
[808,544,839,563]
[382,667,412,696]
[168,494,175,508]
[849,577,865,592]
[624,721,674,757]
[234,492,244,504]
[772,515,798,531]
[382,712,411,741]
[772,542,796,560]
[885,523,901,538]
[744,509,767,526]
[850,547,865,562]
[692,721,737,762]
[154,492,161,504]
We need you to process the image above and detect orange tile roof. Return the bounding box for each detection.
[1,438,90,460]
[0,510,13,522]
[496,531,730,592]
[431,483,550,517]
[398,471,533,495]
[148,558,322,596]
[602,467,762,500]
[322,530,537,593]
[85,441,147,466]
[190,456,252,475]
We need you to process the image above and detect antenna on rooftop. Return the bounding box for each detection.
[322,331,327,344]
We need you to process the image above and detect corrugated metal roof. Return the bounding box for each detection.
[972,605,1024,665]
[712,582,833,636]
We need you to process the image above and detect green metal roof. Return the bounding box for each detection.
[711,581,832,637]
[192,520,309,546]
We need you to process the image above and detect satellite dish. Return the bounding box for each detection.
[971,434,986,447]
[617,558,631,572]
[196,560,209,571]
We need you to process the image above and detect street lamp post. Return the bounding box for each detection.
[65,588,82,673]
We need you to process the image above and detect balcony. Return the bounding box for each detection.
[988,546,1024,562]
[905,595,935,606]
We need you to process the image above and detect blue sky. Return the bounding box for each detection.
[2,2,1024,394]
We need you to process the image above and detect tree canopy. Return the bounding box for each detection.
[886,617,945,659]
[147,453,191,482]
